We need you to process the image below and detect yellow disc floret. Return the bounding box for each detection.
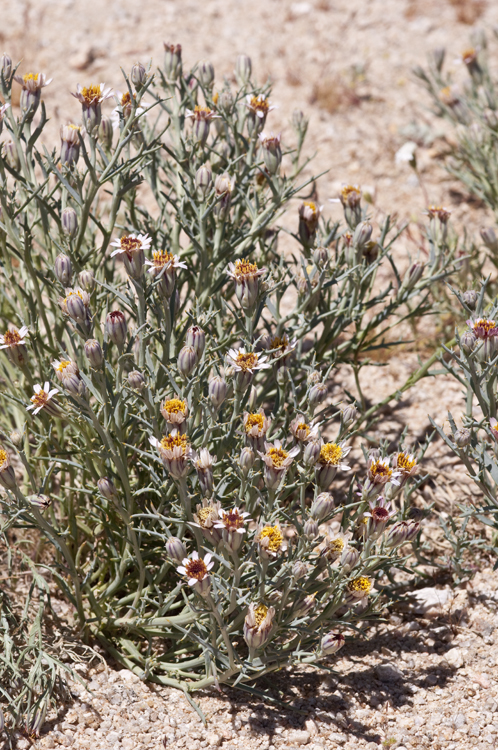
[319,443,343,466]
[259,524,283,552]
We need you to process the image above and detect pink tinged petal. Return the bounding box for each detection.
[33,384,42,393]
[206,562,214,571]
[177,566,187,575]
[48,389,59,398]
[0,344,9,349]
[192,551,199,560]
[149,436,160,448]
[204,553,212,564]
[188,579,198,586]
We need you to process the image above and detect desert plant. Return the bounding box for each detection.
[0,46,459,730]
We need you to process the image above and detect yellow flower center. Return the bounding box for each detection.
[369,460,392,479]
[151,250,174,268]
[0,448,7,464]
[269,334,289,351]
[233,259,259,279]
[474,319,496,334]
[80,85,102,105]
[23,73,39,84]
[319,443,343,466]
[193,105,213,119]
[196,507,215,527]
[329,537,344,554]
[185,558,208,580]
[348,576,371,594]
[56,360,72,373]
[340,185,361,206]
[121,91,133,106]
[163,398,186,414]
[245,413,264,431]
[212,92,219,105]
[235,352,258,371]
[254,603,268,626]
[3,330,22,345]
[259,524,283,552]
[31,390,49,408]
[65,290,85,304]
[304,200,317,216]
[160,433,188,451]
[296,422,309,436]
[249,96,269,114]
[397,452,416,473]
[267,447,288,468]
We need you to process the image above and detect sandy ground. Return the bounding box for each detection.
[2,0,498,748]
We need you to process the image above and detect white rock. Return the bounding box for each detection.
[328,732,347,745]
[305,718,318,736]
[452,713,467,729]
[409,587,451,614]
[206,733,221,747]
[444,647,466,669]
[120,669,140,683]
[122,739,135,750]
[289,730,311,745]
[107,731,121,744]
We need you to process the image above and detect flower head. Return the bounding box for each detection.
[14,72,52,91]
[322,529,352,561]
[185,105,220,122]
[0,326,29,350]
[243,408,271,439]
[425,205,451,224]
[255,521,287,558]
[144,250,187,274]
[177,551,213,595]
[227,260,266,310]
[340,184,362,208]
[260,440,300,489]
[226,347,270,374]
[244,602,275,649]
[214,507,250,534]
[394,451,418,479]
[347,575,373,600]
[26,382,59,416]
[72,83,113,106]
[149,432,191,478]
[110,233,152,258]
[289,415,319,442]
[363,496,396,538]
[245,94,275,119]
[318,442,351,470]
[160,397,188,424]
[468,317,498,340]
[367,456,401,486]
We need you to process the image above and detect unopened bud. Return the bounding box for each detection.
[61,207,78,239]
[164,43,182,82]
[128,370,145,390]
[106,310,127,347]
[340,403,359,427]
[304,518,319,539]
[239,446,255,476]
[459,330,476,355]
[166,536,187,562]
[186,325,206,357]
[353,221,373,249]
[198,60,215,88]
[310,492,334,521]
[84,338,103,368]
[235,54,252,85]
[259,133,282,175]
[313,246,329,265]
[292,560,308,580]
[97,476,117,499]
[303,439,322,468]
[309,382,327,407]
[385,520,420,548]
[1,53,12,82]
[54,254,73,286]
[340,546,360,572]
[3,140,19,171]
[131,61,147,89]
[462,289,477,310]
[209,375,228,408]
[453,427,471,448]
[98,115,113,149]
[195,165,213,200]
[320,632,345,656]
[10,429,23,446]
[400,262,424,293]
[178,345,198,377]
[79,269,95,292]
[480,227,498,253]
[66,292,86,324]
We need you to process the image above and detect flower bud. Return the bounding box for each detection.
[310,492,334,521]
[219,89,234,114]
[166,536,187,562]
[29,494,51,510]
[195,165,213,200]
[385,520,420,548]
[209,375,228,408]
[292,109,308,139]
[459,330,476,355]
[340,546,360,572]
[454,427,471,448]
[66,292,87,324]
[60,124,81,167]
[10,429,23,446]
[292,560,308,580]
[313,246,329,265]
[0,447,16,490]
[54,254,73,286]
[463,289,478,310]
[303,439,322,468]
[106,310,127,347]
[178,345,198,377]
[186,325,206,357]
[1,53,12,83]
[239,446,255,476]
[164,43,182,81]
[243,603,274,650]
[128,370,145,391]
[198,60,215,88]
[235,54,252,85]
[97,476,117,499]
[320,632,345,656]
[295,593,317,617]
[353,221,373,249]
[309,382,327,407]
[98,115,113,149]
[131,61,147,89]
[480,227,498,253]
[84,338,103,368]
[340,403,359,427]
[304,518,319,539]
[61,207,78,239]
[3,140,19,171]
[259,133,282,175]
[79,269,95,292]
[400,262,425,293]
